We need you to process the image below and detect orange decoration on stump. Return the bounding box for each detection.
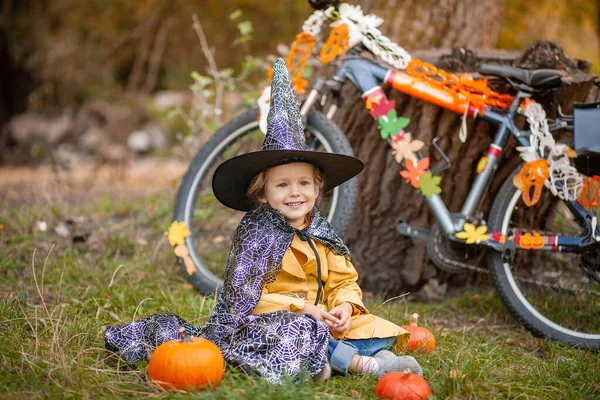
[147,327,224,392]
[376,370,432,400]
[320,23,349,63]
[512,159,550,207]
[401,313,436,353]
[578,175,600,208]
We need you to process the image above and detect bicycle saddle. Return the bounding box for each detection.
[479,64,563,90]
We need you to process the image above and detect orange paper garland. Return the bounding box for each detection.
[320,23,349,63]
[406,59,514,114]
[578,175,600,208]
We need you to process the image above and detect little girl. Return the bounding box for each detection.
[105,59,422,383]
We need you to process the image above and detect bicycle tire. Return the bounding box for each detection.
[486,165,600,349]
[173,108,358,295]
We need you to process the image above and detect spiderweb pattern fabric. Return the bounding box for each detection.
[104,206,350,383]
[262,58,308,152]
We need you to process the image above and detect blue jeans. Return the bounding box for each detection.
[327,337,396,376]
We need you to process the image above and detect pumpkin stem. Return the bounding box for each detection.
[179,326,192,343]
[410,313,419,327]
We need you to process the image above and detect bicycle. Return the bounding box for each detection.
[171,2,600,349]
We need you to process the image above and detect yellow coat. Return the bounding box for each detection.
[252,228,410,354]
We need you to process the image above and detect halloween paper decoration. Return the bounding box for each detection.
[174,244,197,275]
[378,109,410,139]
[519,232,544,249]
[166,221,191,246]
[418,172,442,198]
[400,158,429,188]
[406,59,514,114]
[303,4,411,69]
[285,32,314,94]
[320,23,349,63]
[512,159,550,207]
[491,231,505,244]
[476,156,488,174]
[369,98,396,118]
[578,175,600,208]
[518,101,582,201]
[456,223,489,244]
[391,133,425,164]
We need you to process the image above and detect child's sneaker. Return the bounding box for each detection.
[373,350,423,377]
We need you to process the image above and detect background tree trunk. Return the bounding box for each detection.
[332,0,596,297]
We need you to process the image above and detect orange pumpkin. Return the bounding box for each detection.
[376,370,432,400]
[402,313,436,353]
[147,327,224,391]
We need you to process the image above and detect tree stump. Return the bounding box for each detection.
[334,41,596,296]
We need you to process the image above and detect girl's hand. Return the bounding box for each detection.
[294,303,340,328]
[328,302,353,335]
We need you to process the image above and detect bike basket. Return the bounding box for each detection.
[574,102,600,154]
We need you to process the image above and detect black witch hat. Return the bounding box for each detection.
[212,58,363,211]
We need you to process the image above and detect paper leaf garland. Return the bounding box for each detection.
[390,133,425,164]
[491,231,505,244]
[166,221,191,246]
[369,98,396,118]
[378,109,410,139]
[419,171,442,197]
[400,157,429,188]
[456,223,489,244]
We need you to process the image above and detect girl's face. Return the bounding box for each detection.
[260,162,319,228]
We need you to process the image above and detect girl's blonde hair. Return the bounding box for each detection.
[247,163,325,208]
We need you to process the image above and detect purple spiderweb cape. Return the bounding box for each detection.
[104,205,349,383]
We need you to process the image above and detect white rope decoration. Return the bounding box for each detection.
[301,4,412,70]
[518,102,583,200]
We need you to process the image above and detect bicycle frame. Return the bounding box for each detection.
[299,52,600,256]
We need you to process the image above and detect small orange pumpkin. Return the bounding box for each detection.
[402,313,436,353]
[376,370,432,400]
[147,327,224,392]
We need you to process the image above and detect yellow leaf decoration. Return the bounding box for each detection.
[166,221,191,246]
[455,223,489,244]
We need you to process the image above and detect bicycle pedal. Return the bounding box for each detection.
[396,217,430,241]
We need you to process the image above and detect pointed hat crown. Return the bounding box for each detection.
[262,58,308,152]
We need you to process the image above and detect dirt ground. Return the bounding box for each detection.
[0,158,188,203]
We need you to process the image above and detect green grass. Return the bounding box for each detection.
[1,192,599,399]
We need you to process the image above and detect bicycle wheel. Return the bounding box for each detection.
[487,166,600,349]
[173,108,358,295]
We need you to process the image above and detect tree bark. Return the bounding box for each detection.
[332,1,595,296]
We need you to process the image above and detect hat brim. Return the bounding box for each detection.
[212,150,364,211]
